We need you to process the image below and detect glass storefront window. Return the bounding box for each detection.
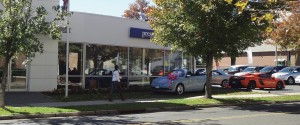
[10,54,27,90]
[129,47,143,77]
[58,42,83,84]
[85,45,128,89]
[56,42,193,89]
[128,47,144,85]
[144,49,164,76]
[165,51,193,72]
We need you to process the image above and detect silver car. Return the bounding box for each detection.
[195,69,230,87]
[271,66,300,85]
[151,69,206,95]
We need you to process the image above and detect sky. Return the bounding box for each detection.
[61,0,147,17]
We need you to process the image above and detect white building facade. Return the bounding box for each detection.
[1,0,297,92]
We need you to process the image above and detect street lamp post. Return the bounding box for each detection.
[64,0,70,98]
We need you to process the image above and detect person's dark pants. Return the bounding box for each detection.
[108,81,124,101]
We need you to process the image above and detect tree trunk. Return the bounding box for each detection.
[0,58,9,108]
[230,55,236,66]
[204,52,213,99]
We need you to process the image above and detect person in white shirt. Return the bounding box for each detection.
[108,65,124,101]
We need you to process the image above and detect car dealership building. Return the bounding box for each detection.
[1,0,299,92]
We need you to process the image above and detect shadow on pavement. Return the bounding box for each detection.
[5,92,56,107]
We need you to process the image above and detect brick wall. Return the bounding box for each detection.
[214,51,300,69]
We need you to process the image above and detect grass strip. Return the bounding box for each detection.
[1,95,300,116]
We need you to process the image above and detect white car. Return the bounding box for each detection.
[294,75,300,85]
[234,66,264,76]
[271,67,300,85]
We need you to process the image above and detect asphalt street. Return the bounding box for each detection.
[0,102,299,125]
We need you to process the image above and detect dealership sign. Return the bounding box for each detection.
[130,27,154,39]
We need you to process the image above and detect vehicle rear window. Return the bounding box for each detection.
[279,67,294,72]
[260,67,273,72]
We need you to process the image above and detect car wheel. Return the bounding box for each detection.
[287,77,295,85]
[247,81,256,90]
[221,80,228,88]
[175,84,184,95]
[276,81,284,90]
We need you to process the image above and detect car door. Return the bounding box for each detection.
[257,74,268,87]
[175,70,192,91]
[259,74,275,87]
[188,75,203,90]
[212,71,222,84]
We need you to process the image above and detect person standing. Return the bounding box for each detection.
[108,65,124,101]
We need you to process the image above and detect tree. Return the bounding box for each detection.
[267,1,300,49]
[0,0,63,107]
[122,0,152,21]
[148,0,271,98]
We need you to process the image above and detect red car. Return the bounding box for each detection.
[229,73,285,90]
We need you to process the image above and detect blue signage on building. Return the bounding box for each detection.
[130,27,154,39]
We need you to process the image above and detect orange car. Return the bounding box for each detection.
[229,73,285,90]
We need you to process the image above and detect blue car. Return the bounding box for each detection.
[151,69,206,95]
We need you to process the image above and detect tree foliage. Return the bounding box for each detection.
[267,1,300,50]
[122,0,152,21]
[0,0,64,107]
[148,0,270,98]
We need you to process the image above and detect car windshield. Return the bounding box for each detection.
[259,67,273,72]
[242,67,255,72]
[279,67,294,73]
[228,67,237,72]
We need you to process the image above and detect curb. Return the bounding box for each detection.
[1,100,300,120]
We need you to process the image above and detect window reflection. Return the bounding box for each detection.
[58,43,83,84]
[85,45,128,89]
[144,49,164,76]
[57,42,193,88]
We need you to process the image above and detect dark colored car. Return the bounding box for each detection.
[259,66,286,76]
[227,65,248,75]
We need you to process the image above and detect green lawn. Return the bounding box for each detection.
[1,95,300,116]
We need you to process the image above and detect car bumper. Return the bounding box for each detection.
[295,79,300,84]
